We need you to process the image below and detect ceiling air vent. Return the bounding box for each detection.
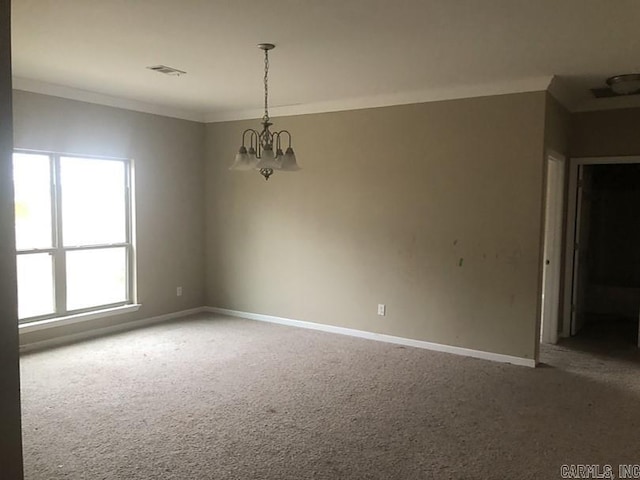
[590,87,617,98]
[146,65,186,76]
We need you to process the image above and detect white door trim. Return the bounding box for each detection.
[561,155,640,338]
[540,151,565,344]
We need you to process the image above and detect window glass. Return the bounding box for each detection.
[66,247,127,311]
[16,253,55,319]
[60,157,126,246]
[13,153,53,250]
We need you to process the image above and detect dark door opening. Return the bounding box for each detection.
[573,163,640,346]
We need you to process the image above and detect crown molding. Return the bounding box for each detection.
[204,75,554,123]
[12,77,206,123]
[14,75,556,124]
[16,72,640,126]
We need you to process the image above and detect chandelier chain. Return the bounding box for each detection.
[263,49,269,121]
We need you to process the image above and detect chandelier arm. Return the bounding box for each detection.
[272,131,281,151]
[276,130,292,148]
[241,128,258,147]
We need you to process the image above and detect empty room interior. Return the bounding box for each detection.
[3,1,640,478]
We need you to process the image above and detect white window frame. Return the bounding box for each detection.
[14,149,137,324]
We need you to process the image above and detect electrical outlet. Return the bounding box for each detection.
[176,286,183,297]
[377,304,386,316]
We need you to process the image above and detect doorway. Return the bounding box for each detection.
[563,156,640,347]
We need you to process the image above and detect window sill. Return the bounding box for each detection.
[18,304,142,334]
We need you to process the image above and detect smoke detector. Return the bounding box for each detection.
[146,65,186,76]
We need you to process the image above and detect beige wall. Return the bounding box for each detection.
[13,91,206,344]
[205,92,547,360]
[544,93,571,157]
[0,0,24,476]
[12,89,553,360]
[571,107,640,157]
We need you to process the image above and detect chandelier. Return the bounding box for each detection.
[229,43,300,180]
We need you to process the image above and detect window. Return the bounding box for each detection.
[13,151,135,322]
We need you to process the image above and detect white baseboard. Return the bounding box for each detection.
[19,307,207,353]
[206,307,536,368]
[20,304,536,368]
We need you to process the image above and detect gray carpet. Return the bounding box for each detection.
[20,314,640,479]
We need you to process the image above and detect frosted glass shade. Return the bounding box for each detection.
[255,147,281,170]
[229,147,255,171]
[279,147,300,171]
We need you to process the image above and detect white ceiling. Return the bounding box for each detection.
[11,0,640,122]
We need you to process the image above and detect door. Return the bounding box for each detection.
[571,165,593,335]
[541,155,565,344]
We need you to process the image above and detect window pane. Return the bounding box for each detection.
[17,253,55,319]
[13,153,53,250]
[61,157,126,246]
[66,248,127,311]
